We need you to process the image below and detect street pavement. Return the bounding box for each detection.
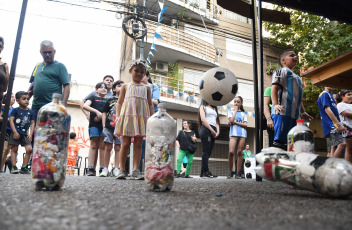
[0,174,351,230]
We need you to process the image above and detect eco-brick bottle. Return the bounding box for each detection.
[145,103,176,191]
[287,119,314,153]
[31,93,71,190]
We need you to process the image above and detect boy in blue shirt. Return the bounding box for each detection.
[271,50,312,150]
[318,87,346,157]
[8,91,35,174]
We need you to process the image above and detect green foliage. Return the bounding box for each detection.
[264,7,352,118]
[265,64,280,75]
[167,63,183,91]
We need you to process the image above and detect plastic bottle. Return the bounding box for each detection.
[31,93,71,190]
[287,119,314,153]
[145,103,176,191]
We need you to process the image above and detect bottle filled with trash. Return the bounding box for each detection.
[31,93,71,190]
[145,103,176,191]
[287,119,314,153]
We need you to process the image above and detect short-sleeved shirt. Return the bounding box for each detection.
[337,102,352,128]
[150,84,161,113]
[29,61,69,109]
[271,67,303,119]
[264,86,272,111]
[318,91,340,137]
[83,91,113,102]
[102,97,118,130]
[10,108,34,135]
[243,150,252,159]
[176,130,196,152]
[228,110,247,138]
[0,107,14,130]
[86,95,107,128]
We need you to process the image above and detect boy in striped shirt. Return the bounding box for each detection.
[271,50,312,150]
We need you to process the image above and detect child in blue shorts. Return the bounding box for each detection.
[83,82,108,176]
[271,50,312,150]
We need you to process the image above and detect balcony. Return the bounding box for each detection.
[137,0,219,24]
[138,20,219,67]
[150,72,228,115]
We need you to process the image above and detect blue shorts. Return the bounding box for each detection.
[272,114,297,143]
[89,127,104,138]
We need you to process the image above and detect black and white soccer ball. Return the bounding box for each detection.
[199,67,238,106]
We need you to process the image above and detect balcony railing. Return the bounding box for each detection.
[145,20,218,64]
[174,0,219,21]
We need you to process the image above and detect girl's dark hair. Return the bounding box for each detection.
[197,99,220,131]
[112,80,124,96]
[95,82,106,90]
[235,96,245,112]
[182,120,191,130]
[337,89,352,103]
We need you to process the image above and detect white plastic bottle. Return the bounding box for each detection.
[287,119,314,153]
[31,93,71,190]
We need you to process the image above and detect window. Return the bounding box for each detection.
[225,10,251,24]
[226,35,253,64]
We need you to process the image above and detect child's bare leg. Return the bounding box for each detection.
[345,140,352,163]
[114,144,121,169]
[88,137,99,167]
[1,142,10,171]
[10,145,19,166]
[98,137,105,168]
[23,145,32,166]
[236,138,245,174]
[119,137,131,170]
[133,137,143,170]
[104,142,113,168]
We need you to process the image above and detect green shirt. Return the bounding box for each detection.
[243,150,252,159]
[264,86,272,112]
[30,61,69,109]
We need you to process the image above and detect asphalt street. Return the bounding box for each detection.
[0,174,351,230]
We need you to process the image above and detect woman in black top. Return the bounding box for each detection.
[175,120,197,178]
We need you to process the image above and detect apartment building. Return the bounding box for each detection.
[118,0,283,176]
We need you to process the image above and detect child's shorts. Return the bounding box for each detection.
[67,159,76,167]
[8,133,31,146]
[272,114,297,143]
[103,128,122,144]
[89,127,104,138]
[329,129,345,146]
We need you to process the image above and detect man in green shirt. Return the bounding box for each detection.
[29,40,70,122]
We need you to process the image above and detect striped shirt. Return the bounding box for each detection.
[228,110,247,138]
[271,67,302,119]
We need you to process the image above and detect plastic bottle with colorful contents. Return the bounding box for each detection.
[31,93,71,190]
[145,103,176,191]
[287,119,314,153]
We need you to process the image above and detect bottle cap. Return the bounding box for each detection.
[52,93,63,99]
[296,119,304,123]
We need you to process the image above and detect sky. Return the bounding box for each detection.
[0,0,122,85]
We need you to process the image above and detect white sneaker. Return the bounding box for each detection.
[112,168,120,177]
[99,167,109,177]
[131,169,144,180]
[116,169,128,179]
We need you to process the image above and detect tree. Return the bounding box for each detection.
[264,7,352,118]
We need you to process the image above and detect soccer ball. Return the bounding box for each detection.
[199,67,238,106]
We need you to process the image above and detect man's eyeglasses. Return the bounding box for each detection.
[41,51,53,54]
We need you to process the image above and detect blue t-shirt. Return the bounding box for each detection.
[272,67,303,119]
[1,107,14,130]
[150,84,161,113]
[318,91,340,137]
[10,108,34,135]
[228,110,247,138]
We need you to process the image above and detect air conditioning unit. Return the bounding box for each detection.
[155,62,169,73]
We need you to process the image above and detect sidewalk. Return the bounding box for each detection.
[0,174,351,230]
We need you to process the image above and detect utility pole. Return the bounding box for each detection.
[140,0,146,61]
